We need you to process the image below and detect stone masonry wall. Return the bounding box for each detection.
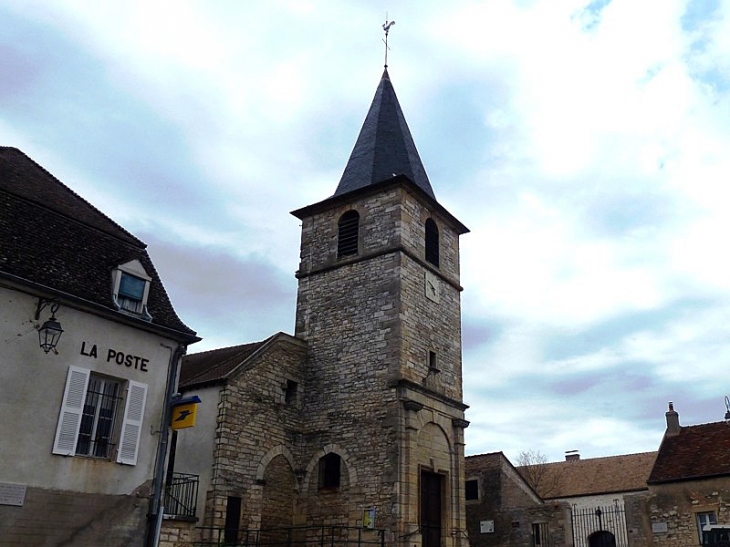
[644,478,730,547]
[158,520,197,547]
[296,250,402,532]
[293,182,467,544]
[204,335,307,535]
[464,456,570,547]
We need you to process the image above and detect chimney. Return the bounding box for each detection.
[665,401,681,436]
[565,450,580,461]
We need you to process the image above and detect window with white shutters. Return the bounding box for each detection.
[53,366,147,466]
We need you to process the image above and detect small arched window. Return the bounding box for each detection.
[318,453,341,489]
[425,218,439,267]
[338,211,360,258]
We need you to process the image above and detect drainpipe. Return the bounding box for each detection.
[145,342,186,547]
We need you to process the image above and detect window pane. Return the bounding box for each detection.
[425,218,439,267]
[75,376,122,459]
[697,511,717,542]
[465,479,478,500]
[119,273,145,300]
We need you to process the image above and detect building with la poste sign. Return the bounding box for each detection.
[0,147,199,546]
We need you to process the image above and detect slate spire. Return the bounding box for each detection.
[334,69,435,199]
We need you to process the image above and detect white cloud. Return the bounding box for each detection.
[3,0,730,461]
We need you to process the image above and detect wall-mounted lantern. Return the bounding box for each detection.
[36,298,63,354]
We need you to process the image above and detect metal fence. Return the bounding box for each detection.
[193,525,386,547]
[163,472,199,519]
[571,503,628,547]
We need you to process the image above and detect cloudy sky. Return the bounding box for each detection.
[2,0,729,463]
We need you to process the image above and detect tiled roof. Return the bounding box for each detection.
[0,147,197,339]
[179,339,267,388]
[521,452,656,499]
[648,421,730,484]
[334,69,435,199]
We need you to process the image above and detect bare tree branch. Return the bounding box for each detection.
[516,449,562,499]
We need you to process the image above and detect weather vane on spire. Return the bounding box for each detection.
[382,16,395,68]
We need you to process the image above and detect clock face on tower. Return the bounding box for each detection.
[424,270,441,303]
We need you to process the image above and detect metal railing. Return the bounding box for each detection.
[571,503,628,547]
[194,524,386,547]
[163,472,199,519]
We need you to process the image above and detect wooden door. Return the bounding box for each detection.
[421,471,443,547]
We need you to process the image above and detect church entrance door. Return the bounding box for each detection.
[420,471,443,547]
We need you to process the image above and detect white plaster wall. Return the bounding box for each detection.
[172,384,220,521]
[557,493,628,509]
[0,286,182,495]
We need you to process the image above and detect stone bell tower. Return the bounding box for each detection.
[291,69,470,547]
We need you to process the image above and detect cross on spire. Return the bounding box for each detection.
[382,17,395,68]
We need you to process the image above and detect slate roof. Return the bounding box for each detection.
[179,339,268,389]
[334,68,435,199]
[520,452,656,499]
[648,421,730,484]
[0,147,197,340]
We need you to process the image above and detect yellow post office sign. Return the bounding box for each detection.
[170,396,201,430]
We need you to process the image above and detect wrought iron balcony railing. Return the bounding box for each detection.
[163,472,199,519]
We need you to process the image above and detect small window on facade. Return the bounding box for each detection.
[118,272,146,313]
[697,511,717,543]
[425,218,439,267]
[284,380,298,403]
[319,453,341,489]
[77,375,122,458]
[465,479,479,501]
[53,366,148,465]
[112,260,152,320]
[338,211,360,258]
[533,523,549,547]
[428,351,440,373]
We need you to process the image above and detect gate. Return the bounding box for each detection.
[571,503,628,547]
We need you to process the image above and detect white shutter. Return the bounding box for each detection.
[52,366,90,456]
[116,380,147,465]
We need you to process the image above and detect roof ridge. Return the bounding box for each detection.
[186,340,266,357]
[538,451,657,466]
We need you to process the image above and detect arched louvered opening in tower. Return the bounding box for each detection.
[337,210,360,258]
[425,218,440,267]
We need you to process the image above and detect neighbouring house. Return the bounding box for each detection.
[465,450,656,547]
[464,452,571,547]
[0,147,199,547]
[465,402,730,547]
[644,403,730,547]
[533,451,657,547]
[162,67,471,547]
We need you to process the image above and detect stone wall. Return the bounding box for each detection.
[465,455,570,547]
[205,334,307,533]
[293,182,468,544]
[159,519,197,547]
[643,478,730,547]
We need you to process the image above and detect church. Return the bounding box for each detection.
[163,68,471,547]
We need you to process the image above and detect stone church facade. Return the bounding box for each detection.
[164,69,471,547]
